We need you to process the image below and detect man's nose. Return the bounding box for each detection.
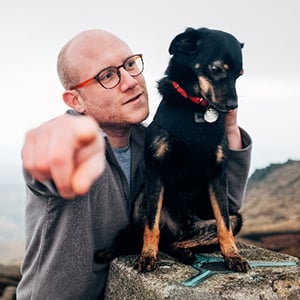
[119,68,138,90]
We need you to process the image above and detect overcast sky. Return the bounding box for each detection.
[1,0,299,176]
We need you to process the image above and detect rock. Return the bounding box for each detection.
[0,286,16,300]
[0,264,20,300]
[104,242,299,300]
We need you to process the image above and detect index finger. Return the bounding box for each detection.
[48,115,104,198]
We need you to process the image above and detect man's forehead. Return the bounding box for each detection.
[68,31,131,64]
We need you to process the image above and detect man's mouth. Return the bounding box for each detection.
[124,92,143,105]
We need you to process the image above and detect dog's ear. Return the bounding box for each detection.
[169,27,202,55]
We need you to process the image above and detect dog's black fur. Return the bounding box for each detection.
[94,27,250,273]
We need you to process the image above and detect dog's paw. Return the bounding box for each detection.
[224,255,251,272]
[94,249,117,264]
[133,255,157,273]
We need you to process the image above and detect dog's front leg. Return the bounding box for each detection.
[209,177,250,272]
[134,171,164,273]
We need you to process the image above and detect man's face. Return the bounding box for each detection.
[71,32,149,129]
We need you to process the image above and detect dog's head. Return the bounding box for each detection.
[162,27,244,112]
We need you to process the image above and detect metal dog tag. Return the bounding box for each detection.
[204,108,219,123]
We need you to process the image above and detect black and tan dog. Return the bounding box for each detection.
[95,27,250,273]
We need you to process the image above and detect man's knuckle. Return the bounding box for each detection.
[49,153,66,167]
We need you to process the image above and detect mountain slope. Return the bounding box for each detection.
[241,159,300,234]
[240,159,300,257]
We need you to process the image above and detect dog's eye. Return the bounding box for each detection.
[211,66,222,75]
[209,64,227,79]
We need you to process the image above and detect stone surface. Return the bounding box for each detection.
[0,264,20,300]
[104,242,299,300]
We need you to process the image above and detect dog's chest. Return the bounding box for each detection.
[153,100,225,158]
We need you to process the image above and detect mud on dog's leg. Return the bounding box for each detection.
[209,183,250,272]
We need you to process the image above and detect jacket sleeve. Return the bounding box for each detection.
[23,168,59,197]
[226,127,252,213]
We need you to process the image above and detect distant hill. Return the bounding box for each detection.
[240,159,300,257]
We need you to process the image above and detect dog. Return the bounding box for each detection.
[95,27,250,273]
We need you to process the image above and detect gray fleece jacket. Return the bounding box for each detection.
[17,123,251,300]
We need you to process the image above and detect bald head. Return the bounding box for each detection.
[57,29,130,90]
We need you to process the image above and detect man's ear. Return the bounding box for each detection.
[63,90,86,113]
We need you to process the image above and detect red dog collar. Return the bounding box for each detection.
[171,81,208,107]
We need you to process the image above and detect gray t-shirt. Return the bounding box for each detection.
[113,146,131,186]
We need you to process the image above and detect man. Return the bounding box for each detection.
[17,29,251,299]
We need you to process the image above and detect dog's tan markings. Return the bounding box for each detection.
[194,63,201,69]
[240,69,244,76]
[210,188,251,272]
[198,76,217,103]
[223,64,229,70]
[152,136,169,159]
[209,186,240,259]
[198,76,210,93]
[139,186,164,270]
[142,224,159,258]
[216,145,224,164]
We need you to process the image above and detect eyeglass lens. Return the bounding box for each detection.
[97,55,143,89]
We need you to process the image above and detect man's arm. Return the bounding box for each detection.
[22,114,106,198]
[225,109,252,212]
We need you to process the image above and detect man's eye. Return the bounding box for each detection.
[100,69,117,82]
[125,59,136,70]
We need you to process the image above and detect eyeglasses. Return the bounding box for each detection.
[70,54,144,90]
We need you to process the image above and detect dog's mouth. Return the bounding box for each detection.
[210,103,238,113]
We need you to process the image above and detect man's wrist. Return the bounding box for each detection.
[227,125,242,150]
